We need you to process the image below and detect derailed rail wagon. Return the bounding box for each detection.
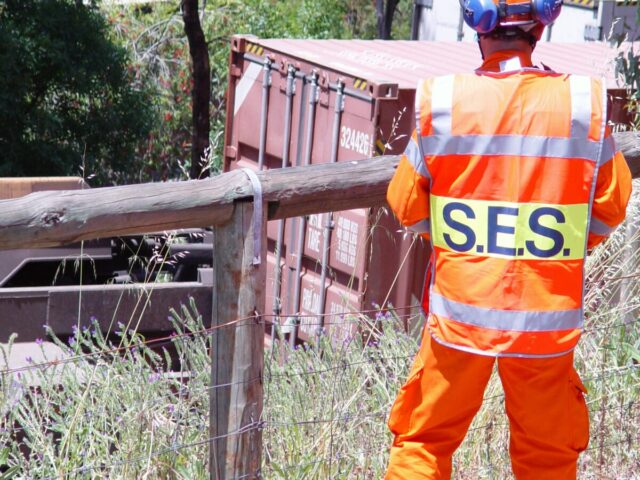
[0,178,214,342]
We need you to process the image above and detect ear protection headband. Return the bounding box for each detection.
[459,0,562,34]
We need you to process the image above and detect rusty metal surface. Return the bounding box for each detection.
[0,289,49,341]
[225,36,432,343]
[0,282,212,342]
[255,39,623,87]
[0,241,113,288]
[0,175,215,342]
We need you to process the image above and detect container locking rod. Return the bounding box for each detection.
[257,57,273,171]
[272,65,297,331]
[317,80,345,339]
[291,71,319,347]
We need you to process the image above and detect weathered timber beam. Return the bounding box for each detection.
[261,155,396,220]
[0,156,395,249]
[0,170,250,249]
[0,131,638,250]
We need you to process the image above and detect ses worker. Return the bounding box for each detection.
[384,0,632,479]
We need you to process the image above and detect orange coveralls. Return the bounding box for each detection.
[385,51,632,479]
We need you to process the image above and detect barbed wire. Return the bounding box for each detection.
[1,330,635,424]
[270,444,390,475]
[2,386,636,474]
[2,360,635,439]
[0,307,422,377]
[266,411,386,429]
[0,315,255,377]
[583,363,640,382]
[583,316,640,334]
[42,421,264,480]
[1,295,634,379]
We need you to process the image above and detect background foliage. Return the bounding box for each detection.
[0,0,154,184]
[104,0,412,182]
[0,0,413,185]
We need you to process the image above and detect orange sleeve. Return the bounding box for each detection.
[588,145,632,248]
[386,130,431,238]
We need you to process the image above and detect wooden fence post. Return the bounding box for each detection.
[210,200,266,480]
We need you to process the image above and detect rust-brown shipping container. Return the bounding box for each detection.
[223,37,630,343]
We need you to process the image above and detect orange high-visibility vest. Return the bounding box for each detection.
[388,70,632,357]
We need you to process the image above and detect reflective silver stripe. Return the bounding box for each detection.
[420,134,614,163]
[407,218,430,234]
[599,136,616,166]
[431,75,454,136]
[404,137,429,179]
[415,79,424,138]
[589,216,616,236]
[428,328,576,359]
[430,292,583,332]
[570,75,592,140]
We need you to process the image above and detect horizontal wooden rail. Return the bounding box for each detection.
[0,156,396,249]
[0,130,639,250]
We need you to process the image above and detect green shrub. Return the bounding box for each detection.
[102,0,412,181]
[0,0,153,185]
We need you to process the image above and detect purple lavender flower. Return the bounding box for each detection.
[25,356,33,363]
[68,337,76,346]
[148,372,161,383]
[35,338,44,346]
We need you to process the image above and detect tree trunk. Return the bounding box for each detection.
[376,0,385,38]
[376,0,400,39]
[182,0,211,179]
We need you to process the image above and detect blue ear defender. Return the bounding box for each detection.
[459,0,499,34]
[531,0,562,26]
[459,0,562,32]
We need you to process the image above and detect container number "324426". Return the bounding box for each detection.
[340,126,371,156]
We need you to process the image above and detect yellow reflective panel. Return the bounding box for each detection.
[430,195,588,260]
